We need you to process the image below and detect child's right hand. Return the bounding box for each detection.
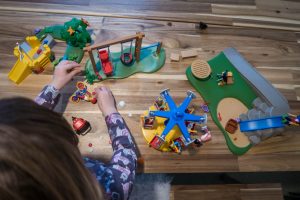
[94,86,117,117]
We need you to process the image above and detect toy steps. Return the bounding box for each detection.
[240,116,284,132]
[170,183,284,200]
[239,97,285,145]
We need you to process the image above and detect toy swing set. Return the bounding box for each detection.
[83,32,165,84]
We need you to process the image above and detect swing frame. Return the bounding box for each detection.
[120,40,134,66]
[84,32,145,79]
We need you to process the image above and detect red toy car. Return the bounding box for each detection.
[98,50,113,76]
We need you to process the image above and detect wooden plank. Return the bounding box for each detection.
[84,32,145,51]
[171,184,283,200]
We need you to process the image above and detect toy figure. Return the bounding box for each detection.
[216,70,233,86]
[143,116,155,129]
[282,113,300,126]
[70,82,97,104]
[154,96,167,111]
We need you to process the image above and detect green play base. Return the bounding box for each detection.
[85,47,166,83]
[186,52,257,155]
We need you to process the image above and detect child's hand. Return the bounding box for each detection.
[50,60,81,90]
[94,86,117,117]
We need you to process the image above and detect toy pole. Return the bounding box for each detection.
[134,32,143,62]
[87,50,97,76]
[156,42,162,55]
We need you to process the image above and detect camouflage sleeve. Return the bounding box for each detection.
[35,85,60,110]
[84,113,137,200]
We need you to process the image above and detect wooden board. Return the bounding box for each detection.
[0,2,299,173]
[171,183,284,200]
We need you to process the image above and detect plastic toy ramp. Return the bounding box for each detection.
[240,116,284,132]
[8,59,32,84]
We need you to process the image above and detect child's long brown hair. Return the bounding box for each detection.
[0,97,104,200]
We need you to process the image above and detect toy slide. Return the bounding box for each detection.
[8,59,31,84]
[240,116,284,132]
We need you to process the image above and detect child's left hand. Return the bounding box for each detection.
[50,60,82,90]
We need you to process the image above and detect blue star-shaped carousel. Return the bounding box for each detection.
[149,89,207,146]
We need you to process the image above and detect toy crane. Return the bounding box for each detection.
[148,89,207,150]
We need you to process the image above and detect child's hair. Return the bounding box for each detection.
[0,97,104,200]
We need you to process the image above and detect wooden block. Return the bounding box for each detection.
[170,53,180,61]
[181,49,198,58]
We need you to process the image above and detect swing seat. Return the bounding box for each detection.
[98,50,109,61]
[120,52,133,66]
[98,49,113,76]
[103,62,113,76]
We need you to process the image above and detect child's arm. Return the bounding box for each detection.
[105,112,137,200]
[84,86,137,200]
[35,60,81,110]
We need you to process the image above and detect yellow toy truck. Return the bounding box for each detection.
[8,35,55,84]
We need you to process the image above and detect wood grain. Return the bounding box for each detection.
[171,183,283,200]
[0,1,299,173]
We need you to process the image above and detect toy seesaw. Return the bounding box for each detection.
[141,89,211,153]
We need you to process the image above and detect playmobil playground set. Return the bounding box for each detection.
[7,18,299,156]
[83,32,165,84]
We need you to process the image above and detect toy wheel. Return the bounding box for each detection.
[120,53,133,66]
[70,95,80,103]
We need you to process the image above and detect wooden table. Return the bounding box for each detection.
[0,0,299,173]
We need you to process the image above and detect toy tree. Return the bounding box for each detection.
[35,18,91,63]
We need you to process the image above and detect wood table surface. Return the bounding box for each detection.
[0,0,299,173]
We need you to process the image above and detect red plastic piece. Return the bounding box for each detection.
[72,116,91,135]
[37,49,42,54]
[98,50,113,76]
[88,143,93,147]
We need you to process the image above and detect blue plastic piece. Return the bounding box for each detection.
[43,40,48,45]
[34,28,42,35]
[239,116,284,132]
[149,89,206,144]
[141,42,160,50]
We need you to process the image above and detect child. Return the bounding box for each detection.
[0,60,137,200]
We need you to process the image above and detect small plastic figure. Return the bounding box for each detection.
[200,103,209,113]
[154,96,167,111]
[200,126,212,142]
[70,82,97,104]
[72,116,91,135]
[216,70,233,86]
[282,113,300,126]
[143,116,155,129]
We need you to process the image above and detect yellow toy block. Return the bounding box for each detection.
[8,36,52,84]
